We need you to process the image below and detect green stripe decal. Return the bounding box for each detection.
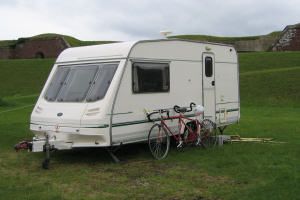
[85,125,109,128]
[112,120,149,127]
[112,114,196,127]
[107,111,133,116]
[216,108,239,114]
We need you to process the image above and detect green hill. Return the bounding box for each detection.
[0,59,55,97]
[31,33,116,47]
[169,31,281,43]
[0,40,16,47]
[0,33,116,48]
[0,51,299,107]
[0,31,282,48]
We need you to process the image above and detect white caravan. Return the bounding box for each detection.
[28,39,240,163]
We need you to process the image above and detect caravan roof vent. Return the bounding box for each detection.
[159,30,172,39]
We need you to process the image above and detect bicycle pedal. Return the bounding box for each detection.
[177,141,184,148]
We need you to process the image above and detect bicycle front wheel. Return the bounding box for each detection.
[148,124,170,160]
[201,119,217,149]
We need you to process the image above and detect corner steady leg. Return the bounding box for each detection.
[42,133,50,169]
[106,146,121,163]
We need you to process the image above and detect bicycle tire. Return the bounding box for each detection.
[201,119,217,149]
[148,123,170,160]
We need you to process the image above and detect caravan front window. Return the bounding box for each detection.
[44,63,119,102]
[44,67,70,101]
[57,66,98,102]
[86,64,118,102]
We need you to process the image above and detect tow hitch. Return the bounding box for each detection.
[14,141,32,152]
[15,132,55,169]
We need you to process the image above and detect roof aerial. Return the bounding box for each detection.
[159,30,172,39]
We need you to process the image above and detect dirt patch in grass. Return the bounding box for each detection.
[72,160,234,199]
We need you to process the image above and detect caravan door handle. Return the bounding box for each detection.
[211,81,215,86]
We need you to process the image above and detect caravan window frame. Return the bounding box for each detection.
[131,62,170,94]
[44,62,119,103]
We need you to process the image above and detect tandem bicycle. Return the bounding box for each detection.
[146,103,217,160]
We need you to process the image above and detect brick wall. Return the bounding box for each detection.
[0,36,69,59]
[14,37,69,59]
[272,24,300,51]
[234,36,278,52]
[0,46,14,59]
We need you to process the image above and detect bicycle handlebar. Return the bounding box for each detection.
[146,109,170,122]
[146,102,196,122]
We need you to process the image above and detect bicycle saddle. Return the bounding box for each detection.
[178,107,187,113]
[174,105,187,113]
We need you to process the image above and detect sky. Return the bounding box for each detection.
[1,0,300,41]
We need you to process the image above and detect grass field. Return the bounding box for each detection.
[0,59,54,97]
[0,51,300,199]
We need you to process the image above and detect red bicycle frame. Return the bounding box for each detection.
[159,114,201,143]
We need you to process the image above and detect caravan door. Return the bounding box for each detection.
[202,53,216,123]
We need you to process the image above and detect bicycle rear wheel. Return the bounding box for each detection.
[148,124,170,160]
[201,119,217,149]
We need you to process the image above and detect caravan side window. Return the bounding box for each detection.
[132,62,170,93]
[205,57,213,77]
